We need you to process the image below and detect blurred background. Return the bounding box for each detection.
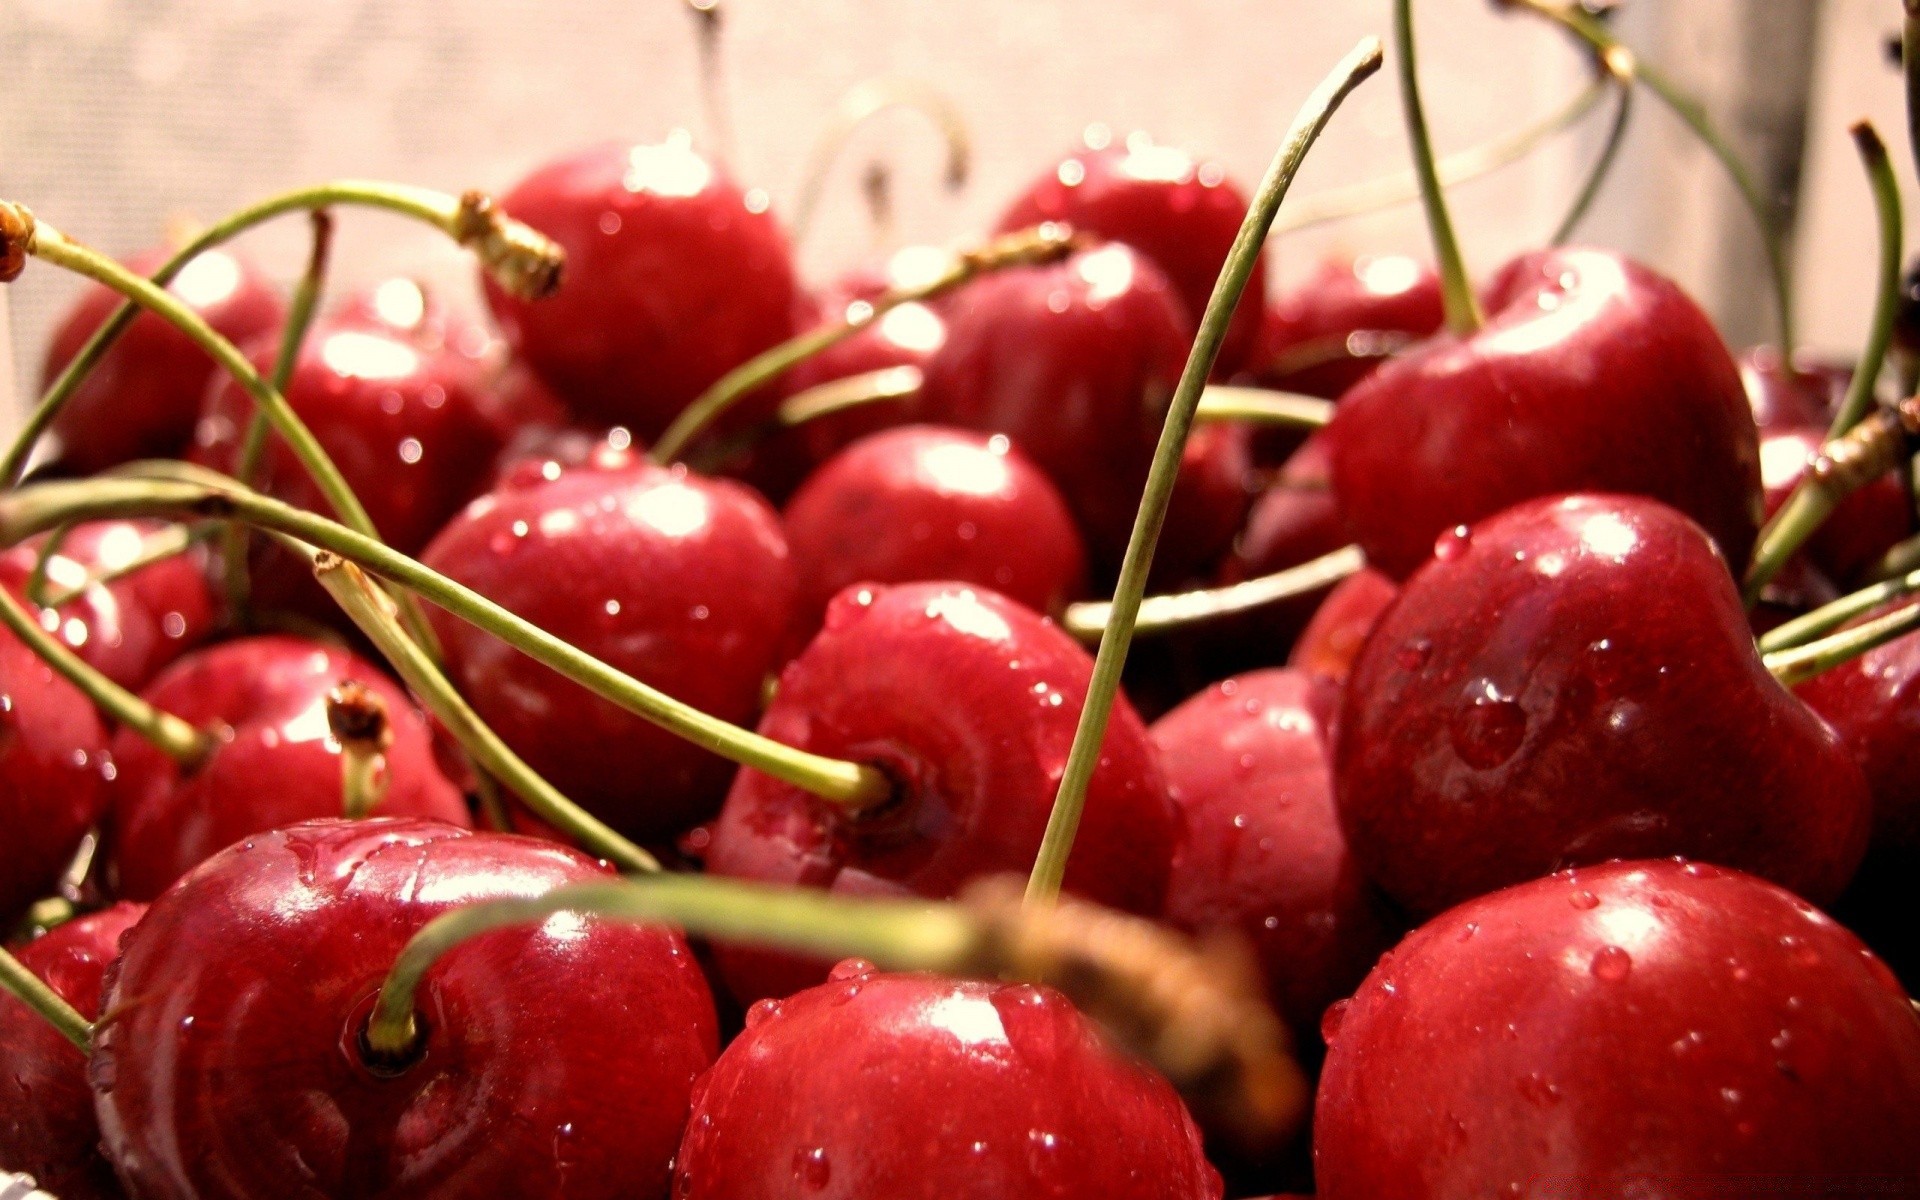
[0,0,1905,420]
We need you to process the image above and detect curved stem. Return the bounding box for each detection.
[1869,528,1920,584]
[1193,386,1336,430]
[1829,122,1902,438]
[1062,544,1364,642]
[1025,39,1384,908]
[1394,0,1483,335]
[1757,564,1920,655]
[790,77,972,251]
[40,523,211,609]
[778,364,924,429]
[1551,47,1635,245]
[1764,597,1920,685]
[1906,1,1920,192]
[22,521,75,608]
[0,944,91,1053]
[685,0,738,173]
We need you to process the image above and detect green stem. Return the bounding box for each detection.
[1869,529,1920,584]
[778,365,924,429]
[1744,487,1836,607]
[1395,0,1483,335]
[1025,38,1384,908]
[0,944,91,1053]
[1062,544,1363,642]
[1829,122,1902,438]
[1193,386,1335,430]
[685,0,739,173]
[1904,1,1920,192]
[40,523,211,608]
[22,521,75,608]
[791,77,972,250]
[1551,48,1634,245]
[1764,597,1920,685]
[1757,565,1920,655]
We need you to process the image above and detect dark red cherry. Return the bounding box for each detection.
[1326,248,1763,579]
[41,245,283,475]
[1314,860,1920,1197]
[1760,424,1912,587]
[0,902,144,1200]
[482,133,798,441]
[0,518,217,691]
[1250,254,1443,401]
[1154,669,1397,1050]
[1798,606,1920,864]
[672,960,1220,1199]
[0,632,112,925]
[422,458,794,840]
[106,635,470,901]
[92,818,718,1198]
[996,126,1264,374]
[1334,494,1869,918]
[704,581,1177,1002]
[782,425,1085,635]
[1161,420,1255,587]
[1207,434,1349,663]
[1739,344,1852,433]
[1287,566,1398,689]
[329,277,496,366]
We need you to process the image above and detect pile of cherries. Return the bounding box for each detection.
[4,5,1920,1198]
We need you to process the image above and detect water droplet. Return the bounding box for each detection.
[604,599,622,617]
[792,1146,831,1190]
[1230,813,1249,830]
[744,998,782,1029]
[1450,682,1527,769]
[397,437,424,464]
[1458,922,1480,942]
[1590,945,1632,982]
[1516,1072,1561,1107]
[1321,998,1351,1043]
[828,958,876,982]
[1395,637,1433,671]
[1720,1087,1743,1108]
[1433,525,1473,561]
[1570,890,1599,910]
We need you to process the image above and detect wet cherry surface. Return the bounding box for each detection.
[0,631,113,926]
[1286,566,1398,689]
[1249,254,1443,403]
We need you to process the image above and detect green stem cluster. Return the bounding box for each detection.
[1763,598,1920,686]
[1395,0,1483,336]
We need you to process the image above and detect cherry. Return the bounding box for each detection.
[0,902,144,1200]
[1314,860,1920,1196]
[781,425,1085,635]
[1153,669,1397,1051]
[482,133,799,441]
[421,457,795,840]
[1326,248,1763,579]
[1286,566,1398,689]
[703,581,1176,1002]
[1740,344,1851,433]
[671,960,1220,1198]
[91,818,718,1198]
[329,277,496,366]
[995,127,1265,375]
[106,635,470,901]
[1205,434,1348,662]
[1760,425,1912,587]
[40,245,284,475]
[0,631,112,926]
[1334,493,1869,918]
[1249,254,1443,401]
[0,518,218,691]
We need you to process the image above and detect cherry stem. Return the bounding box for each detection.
[650,223,1077,465]
[1394,0,1483,336]
[685,1,739,173]
[1764,596,1920,685]
[1905,0,1920,192]
[310,550,660,873]
[1869,529,1920,584]
[1551,46,1635,245]
[0,471,893,814]
[789,77,972,251]
[779,364,924,429]
[1828,122,1902,439]
[0,944,91,1053]
[39,523,211,609]
[1192,386,1335,430]
[1025,39,1384,909]
[0,181,561,489]
[324,679,392,820]
[1062,544,1363,642]
[1757,563,1920,655]
[22,521,76,608]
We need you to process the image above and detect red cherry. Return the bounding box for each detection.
[1314,860,1920,1196]
[996,127,1265,375]
[106,636,470,900]
[1798,606,1920,862]
[1326,248,1763,579]
[672,960,1220,1199]
[40,245,283,475]
[0,632,111,925]
[92,818,718,1198]
[0,902,144,1199]
[329,277,497,365]
[703,581,1177,1001]
[1250,254,1444,401]
[482,134,798,441]
[0,518,217,691]
[1334,494,1869,918]
[421,459,795,840]
[1760,425,1912,587]
[1739,343,1853,433]
[783,425,1085,635]
[1208,434,1349,662]
[1154,669,1398,1049]
[1287,566,1398,689]
[1161,421,1255,587]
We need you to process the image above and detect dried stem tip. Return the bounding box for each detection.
[0,201,37,283]
[326,679,393,754]
[453,191,564,301]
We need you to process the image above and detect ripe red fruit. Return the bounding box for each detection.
[1250,254,1443,401]
[1206,434,1349,663]
[0,902,145,1200]
[0,632,112,925]
[92,818,718,1198]
[421,458,795,840]
[1314,860,1920,1197]
[1760,425,1912,587]
[1287,566,1398,688]
[1739,344,1850,433]
[672,959,1221,1199]
[1334,493,1869,918]
[1326,248,1763,579]
[106,635,470,900]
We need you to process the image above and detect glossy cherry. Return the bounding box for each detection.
[1250,254,1443,401]
[672,960,1220,1199]
[1203,434,1349,665]
[106,635,470,900]
[1334,493,1869,918]
[1739,344,1851,433]
[1286,566,1398,689]
[1797,606,1920,864]
[0,902,144,1200]
[91,818,718,1198]
[40,245,284,475]
[1326,248,1763,579]
[421,456,795,840]
[1760,424,1912,587]
[0,632,112,926]
[1314,860,1920,1197]
[703,581,1177,1002]
[482,132,799,441]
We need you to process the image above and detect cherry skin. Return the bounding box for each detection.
[1314,860,1920,1197]
[40,245,284,475]
[106,635,470,901]
[421,456,795,841]
[672,959,1220,1199]
[0,518,218,691]
[1153,669,1397,1051]
[703,581,1177,1002]
[91,818,718,1199]
[0,902,145,1200]
[1286,566,1398,689]
[1334,493,1869,919]
[782,425,1086,636]
[1739,344,1851,433]
[1326,247,1763,579]
[996,127,1264,375]
[1249,254,1444,401]
[1203,434,1349,666]
[482,132,799,441]
[1760,424,1912,587]
[0,632,112,926]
